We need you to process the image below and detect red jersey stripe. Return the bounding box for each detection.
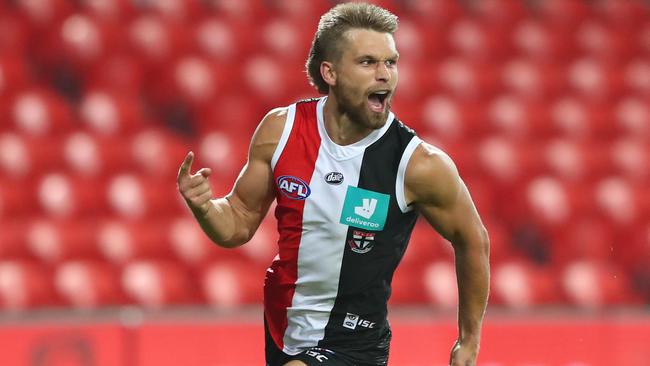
[264,100,321,350]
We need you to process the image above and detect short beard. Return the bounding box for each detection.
[332,81,391,130]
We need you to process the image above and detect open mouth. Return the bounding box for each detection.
[367,90,390,113]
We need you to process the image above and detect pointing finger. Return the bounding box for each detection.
[178,151,194,177]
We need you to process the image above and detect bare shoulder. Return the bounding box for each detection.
[404,141,462,207]
[250,107,289,161]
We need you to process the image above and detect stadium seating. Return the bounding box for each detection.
[0,0,648,311]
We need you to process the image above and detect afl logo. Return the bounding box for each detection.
[277,175,311,200]
[324,172,344,185]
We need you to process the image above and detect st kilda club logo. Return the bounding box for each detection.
[348,230,375,254]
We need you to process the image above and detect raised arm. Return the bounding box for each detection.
[404,142,490,366]
[176,108,288,248]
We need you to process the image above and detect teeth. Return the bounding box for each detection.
[373,91,389,95]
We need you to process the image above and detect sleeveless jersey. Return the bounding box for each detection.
[264,97,422,365]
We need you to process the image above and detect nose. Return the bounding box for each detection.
[375,62,391,82]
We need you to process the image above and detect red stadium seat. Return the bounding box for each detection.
[609,138,649,182]
[80,0,137,22]
[0,56,32,98]
[448,18,497,62]
[492,260,560,308]
[575,20,636,62]
[61,132,135,176]
[390,60,426,104]
[167,55,219,109]
[145,0,203,23]
[0,13,31,56]
[195,130,249,189]
[15,0,74,29]
[436,57,498,100]
[62,132,102,176]
[536,0,589,27]
[168,217,221,264]
[0,220,29,259]
[615,96,650,137]
[390,262,428,305]
[26,219,100,263]
[267,0,330,21]
[122,260,197,307]
[54,260,122,308]
[552,218,616,266]
[260,18,310,62]
[0,177,38,219]
[97,219,174,264]
[542,139,589,182]
[403,0,464,25]
[566,58,623,101]
[477,137,533,184]
[623,59,650,97]
[422,260,457,308]
[10,89,75,136]
[640,20,650,55]
[130,128,188,178]
[480,218,512,264]
[487,94,546,139]
[57,13,113,68]
[593,0,649,28]
[239,217,280,266]
[85,55,145,96]
[594,177,639,226]
[105,174,160,219]
[127,15,172,64]
[195,92,284,136]
[205,0,269,23]
[105,174,182,219]
[472,0,527,26]
[393,20,428,63]
[0,260,57,310]
[400,221,451,267]
[242,54,297,105]
[420,95,466,142]
[561,260,638,307]
[36,173,108,218]
[192,17,238,62]
[79,90,146,136]
[0,133,32,178]
[499,58,566,101]
[201,259,262,308]
[549,96,592,139]
[525,176,572,227]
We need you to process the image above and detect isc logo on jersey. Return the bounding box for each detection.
[342,313,375,330]
[277,175,311,200]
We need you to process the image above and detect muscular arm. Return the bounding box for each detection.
[179,108,287,248]
[404,142,490,362]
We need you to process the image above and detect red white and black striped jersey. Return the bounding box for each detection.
[264,97,421,365]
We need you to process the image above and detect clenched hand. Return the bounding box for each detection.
[177,151,213,216]
[449,339,479,366]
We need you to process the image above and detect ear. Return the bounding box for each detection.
[320,61,336,87]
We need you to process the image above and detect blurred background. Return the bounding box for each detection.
[0,0,648,365]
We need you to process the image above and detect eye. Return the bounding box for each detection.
[386,59,397,67]
[360,59,375,66]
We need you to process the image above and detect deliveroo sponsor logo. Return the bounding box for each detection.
[339,186,389,231]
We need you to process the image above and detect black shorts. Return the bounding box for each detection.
[265,319,355,366]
